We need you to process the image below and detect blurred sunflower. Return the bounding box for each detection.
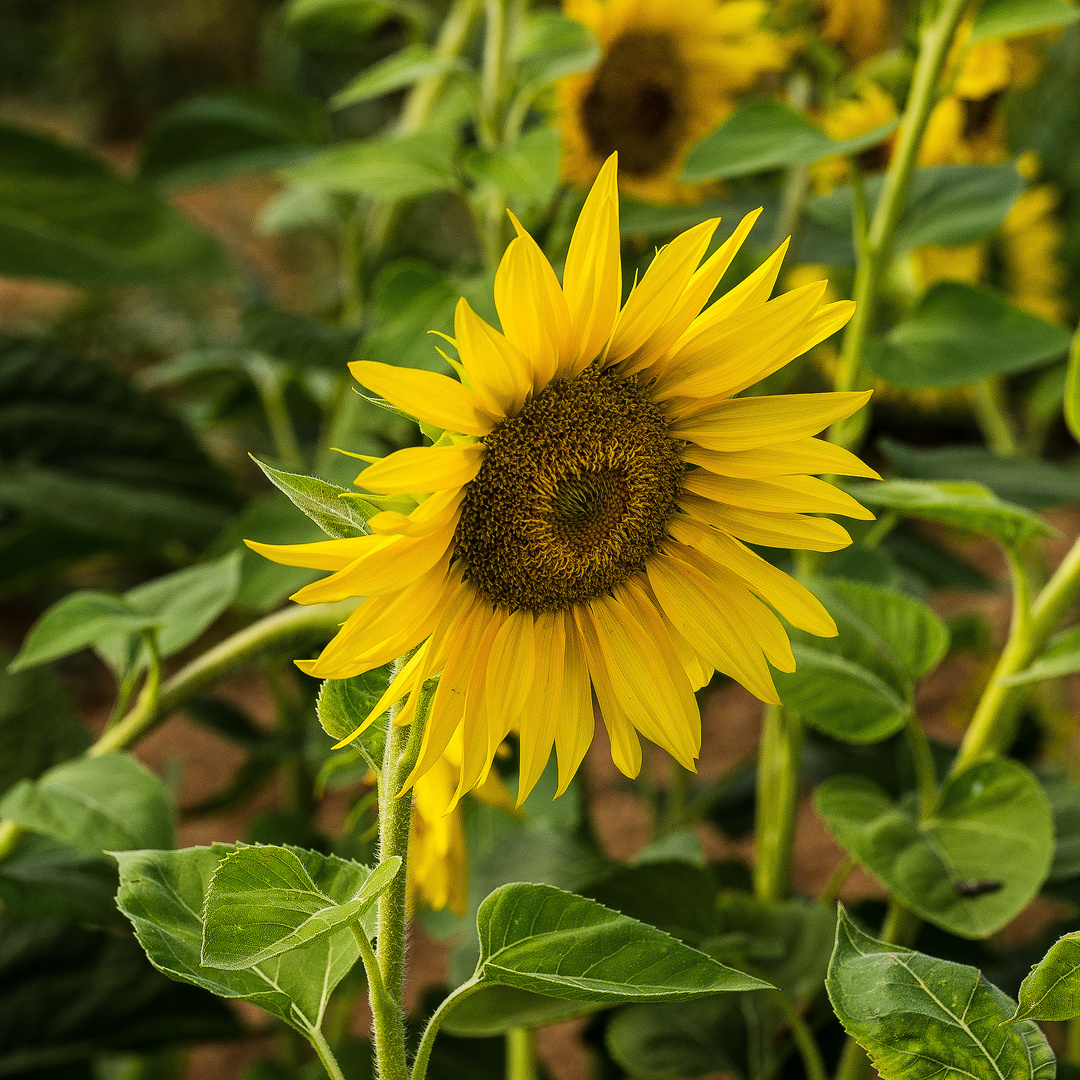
[814,0,891,63]
[249,155,874,811]
[558,0,792,202]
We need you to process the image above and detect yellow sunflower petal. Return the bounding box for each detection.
[369,487,464,537]
[242,536,372,572]
[484,609,537,751]
[647,547,782,705]
[682,471,874,520]
[604,217,719,366]
[682,438,881,480]
[516,611,564,805]
[454,298,532,417]
[670,391,873,451]
[350,360,499,437]
[563,153,622,373]
[356,443,485,495]
[667,516,837,637]
[554,612,595,797]
[622,576,713,692]
[574,603,643,778]
[681,493,853,552]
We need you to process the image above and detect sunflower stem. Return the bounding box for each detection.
[770,71,813,251]
[753,705,802,903]
[306,1026,348,1080]
[506,1028,539,1080]
[769,990,828,1080]
[369,671,431,1080]
[829,0,972,450]
[971,377,1020,457]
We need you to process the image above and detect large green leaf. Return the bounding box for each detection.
[332,45,464,108]
[138,89,329,190]
[0,336,239,552]
[1014,930,1080,1020]
[114,844,365,1037]
[846,478,1053,551]
[810,164,1026,251]
[282,131,457,200]
[0,914,238,1076]
[0,122,226,287]
[464,127,560,204]
[814,759,1054,938]
[867,282,1072,388]
[202,845,399,968]
[442,882,768,1036]
[972,0,1079,41]
[316,668,391,772]
[0,654,89,797]
[827,907,1055,1080]
[514,11,600,88]
[682,99,896,181]
[881,438,1080,509]
[0,752,174,854]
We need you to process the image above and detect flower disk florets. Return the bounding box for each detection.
[454,366,683,612]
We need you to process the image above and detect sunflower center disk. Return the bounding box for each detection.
[454,367,683,612]
[579,31,687,179]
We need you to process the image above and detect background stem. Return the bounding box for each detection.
[754,705,802,903]
[507,1027,538,1080]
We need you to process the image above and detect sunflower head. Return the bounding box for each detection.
[248,154,875,813]
[559,0,793,202]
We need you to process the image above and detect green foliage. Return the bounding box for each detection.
[681,99,897,181]
[256,459,375,539]
[331,45,464,108]
[776,579,948,743]
[464,128,561,205]
[513,10,600,89]
[847,478,1053,551]
[0,122,227,287]
[1003,622,1080,684]
[138,89,330,190]
[1067,327,1080,444]
[971,0,1080,42]
[316,669,391,771]
[114,844,366,1037]
[1,752,175,853]
[867,282,1073,388]
[202,845,398,968]
[815,759,1054,938]
[1014,930,1080,1020]
[827,908,1055,1079]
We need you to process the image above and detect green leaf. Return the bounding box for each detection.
[810,164,1026,251]
[1046,776,1080,882]
[254,458,374,539]
[0,752,175,853]
[1015,930,1080,1020]
[241,304,362,370]
[316,669,391,769]
[331,45,463,108]
[202,846,399,968]
[0,122,227,287]
[514,11,601,87]
[10,592,159,672]
[282,0,421,48]
[443,882,768,1036]
[846,478,1053,550]
[1002,623,1080,685]
[867,282,1072,388]
[814,759,1055,938]
[114,844,366,1037]
[138,89,329,190]
[0,653,89,797]
[282,131,457,200]
[881,437,1080,509]
[827,907,1055,1080]
[681,99,897,181]
[1066,324,1080,444]
[972,0,1080,42]
[464,127,560,204]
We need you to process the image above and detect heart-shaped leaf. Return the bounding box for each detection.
[1014,930,1080,1021]
[202,845,399,968]
[827,907,1055,1079]
[814,760,1054,938]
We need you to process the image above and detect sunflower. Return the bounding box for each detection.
[815,0,891,64]
[409,728,516,915]
[558,0,792,202]
[248,155,874,811]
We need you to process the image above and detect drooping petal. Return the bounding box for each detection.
[356,443,485,495]
[454,298,532,417]
[484,608,537,751]
[670,391,873,451]
[622,575,712,692]
[563,153,622,373]
[516,611,563,805]
[682,438,881,480]
[682,471,875,520]
[242,535,373,572]
[554,611,595,797]
[681,493,853,552]
[369,486,464,537]
[350,360,500,436]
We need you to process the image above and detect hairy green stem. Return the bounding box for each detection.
[507,1028,539,1080]
[830,0,973,449]
[770,990,828,1080]
[307,1026,348,1080]
[0,599,358,866]
[754,706,802,903]
[412,980,483,1080]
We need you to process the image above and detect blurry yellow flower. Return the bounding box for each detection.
[1000,185,1068,324]
[408,728,516,916]
[249,156,875,807]
[912,242,986,290]
[816,0,891,63]
[558,0,793,202]
[811,82,898,194]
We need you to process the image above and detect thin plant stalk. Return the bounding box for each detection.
[754,705,802,903]
[829,0,972,449]
[507,1027,539,1080]
[308,1028,348,1080]
[971,378,1020,457]
[769,990,828,1080]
